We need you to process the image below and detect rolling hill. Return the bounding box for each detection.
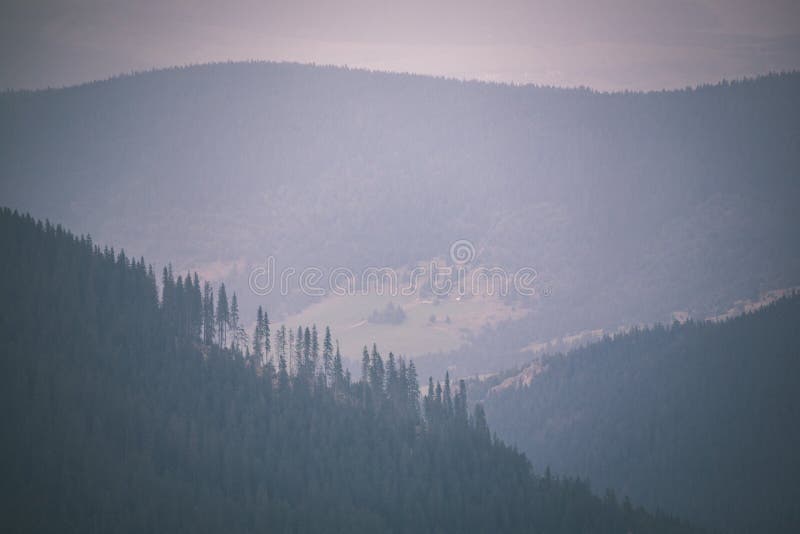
[2,63,799,374]
[478,294,800,532]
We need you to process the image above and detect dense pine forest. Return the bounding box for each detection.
[0,208,702,532]
[481,294,800,533]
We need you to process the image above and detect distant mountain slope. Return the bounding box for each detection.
[0,208,703,533]
[2,63,799,371]
[480,294,800,533]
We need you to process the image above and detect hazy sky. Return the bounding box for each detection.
[1,0,799,91]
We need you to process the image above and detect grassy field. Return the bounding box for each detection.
[281,292,526,362]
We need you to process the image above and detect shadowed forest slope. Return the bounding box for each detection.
[0,208,703,533]
[481,295,800,533]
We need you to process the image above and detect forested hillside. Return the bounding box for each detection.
[2,63,799,374]
[481,295,800,533]
[0,208,700,533]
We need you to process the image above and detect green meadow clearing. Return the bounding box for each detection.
[280,291,526,361]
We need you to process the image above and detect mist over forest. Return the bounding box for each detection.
[2,11,800,531]
[2,63,798,378]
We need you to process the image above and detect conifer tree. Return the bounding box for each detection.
[311,325,319,376]
[361,346,370,384]
[396,356,407,409]
[275,325,286,372]
[370,343,385,394]
[386,352,398,403]
[323,326,334,385]
[162,265,175,329]
[175,274,185,335]
[180,274,192,338]
[407,361,420,418]
[216,283,229,348]
[261,309,271,361]
[361,345,371,406]
[424,377,435,423]
[333,341,344,393]
[229,292,240,351]
[192,273,202,340]
[252,306,264,364]
[202,281,215,345]
[147,264,158,308]
[295,326,304,376]
[444,371,453,418]
[288,328,295,376]
[303,326,312,374]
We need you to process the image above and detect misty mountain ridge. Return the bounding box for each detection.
[480,284,800,388]
[2,61,798,376]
